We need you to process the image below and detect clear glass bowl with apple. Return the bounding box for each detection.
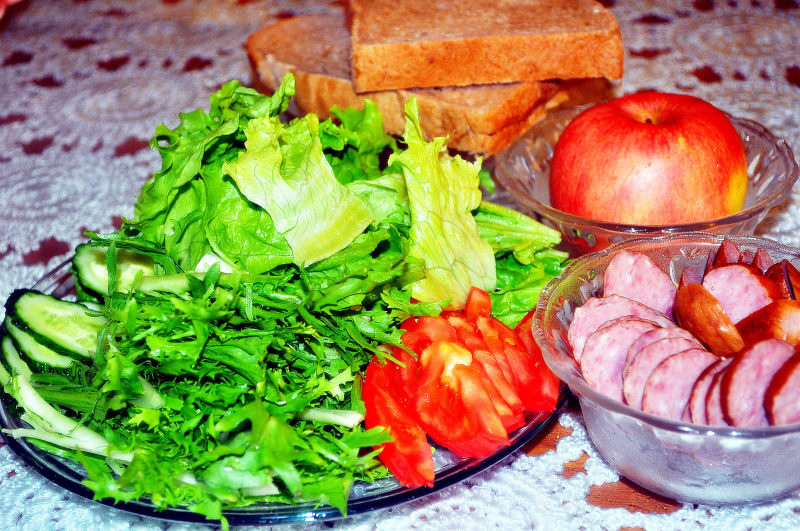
[532,232,800,505]
[492,105,799,256]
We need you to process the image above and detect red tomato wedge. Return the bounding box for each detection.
[414,340,510,457]
[464,286,492,322]
[471,349,526,432]
[514,310,561,412]
[400,315,457,353]
[362,288,562,485]
[363,354,434,488]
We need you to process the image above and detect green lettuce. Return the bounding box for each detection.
[127,77,296,271]
[222,112,374,267]
[389,99,496,309]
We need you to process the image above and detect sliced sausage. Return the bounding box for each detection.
[765,353,800,425]
[737,299,800,347]
[674,282,744,356]
[709,238,742,271]
[641,348,719,421]
[688,358,733,425]
[721,338,795,428]
[753,247,774,273]
[705,370,729,427]
[623,337,705,410]
[702,264,780,323]
[602,250,677,317]
[765,260,800,300]
[568,295,676,362]
[580,317,661,402]
[625,326,702,367]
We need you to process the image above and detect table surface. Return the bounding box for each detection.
[1,1,800,529]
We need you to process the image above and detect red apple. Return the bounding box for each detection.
[549,92,748,225]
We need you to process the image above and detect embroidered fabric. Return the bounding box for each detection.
[1,1,799,529]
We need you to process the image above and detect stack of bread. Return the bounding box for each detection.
[246,0,624,155]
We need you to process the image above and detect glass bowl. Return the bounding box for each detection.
[492,107,799,256]
[532,232,800,505]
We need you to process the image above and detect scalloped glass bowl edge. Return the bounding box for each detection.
[532,232,800,505]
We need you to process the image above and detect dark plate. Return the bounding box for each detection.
[0,259,567,526]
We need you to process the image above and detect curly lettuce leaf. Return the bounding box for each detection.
[132,77,294,240]
[321,100,400,184]
[222,112,374,267]
[388,99,495,309]
[202,159,293,274]
[127,76,296,271]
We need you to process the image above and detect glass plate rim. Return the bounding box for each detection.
[0,259,568,526]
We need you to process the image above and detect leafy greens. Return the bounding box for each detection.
[0,73,568,528]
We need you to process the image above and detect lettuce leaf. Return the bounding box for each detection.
[222,112,374,267]
[321,100,400,184]
[474,200,562,264]
[388,99,496,309]
[127,77,296,271]
[131,78,294,244]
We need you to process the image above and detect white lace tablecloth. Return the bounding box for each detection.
[1,1,800,529]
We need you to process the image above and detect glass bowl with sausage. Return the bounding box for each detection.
[532,232,800,505]
[491,106,799,256]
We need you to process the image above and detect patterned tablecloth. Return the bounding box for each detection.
[1,1,799,529]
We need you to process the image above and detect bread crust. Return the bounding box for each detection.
[348,0,624,92]
[246,12,570,154]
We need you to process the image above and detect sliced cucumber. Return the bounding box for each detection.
[4,318,75,369]
[10,290,105,359]
[0,344,10,390]
[73,243,154,296]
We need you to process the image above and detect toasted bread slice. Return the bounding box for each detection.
[347,0,624,92]
[246,12,571,155]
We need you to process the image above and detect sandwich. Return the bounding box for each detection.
[246,1,623,155]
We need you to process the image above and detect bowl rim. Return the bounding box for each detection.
[533,231,800,439]
[494,108,800,233]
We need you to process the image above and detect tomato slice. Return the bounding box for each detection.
[471,349,526,432]
[363,357,434,488]
[464,286,492,322]
[477,315,559,413]
[414,340,509,458]
[514,310,539,355]
[400,315,457,354]
[363,293,562,487]
[515,310,561,412]
[443,312,487,352]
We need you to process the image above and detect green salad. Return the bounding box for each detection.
[0,74,567,528]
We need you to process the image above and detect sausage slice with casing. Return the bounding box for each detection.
[580,317,661,401]
[602,250,677,317]
[765,353,800,425]
[702,264,780,323]
[568,294,676,362]
[721,338,795,428]
[641,348,718,421]
[737,299,800,347]
[623,336,705,410]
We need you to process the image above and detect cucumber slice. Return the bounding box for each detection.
[5,318,75,369]
[11,291,105,359]
[0,340,11,389]
[73,243,154,296]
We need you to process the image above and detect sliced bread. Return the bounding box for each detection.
[246,12,573,155]
[347,0,624,92]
